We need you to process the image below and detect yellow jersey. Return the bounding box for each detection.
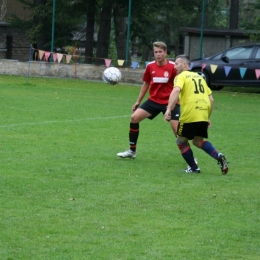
[174,71,212,123]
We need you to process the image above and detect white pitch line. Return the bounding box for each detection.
[0,115,130,128]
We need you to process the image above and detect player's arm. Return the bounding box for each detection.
[208,94,214,117]
[208,94,214,127]
[164,87,181,121]
[132,81,150,112]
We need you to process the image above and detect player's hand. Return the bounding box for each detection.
[132,102,140,112]
[164,109,171,121]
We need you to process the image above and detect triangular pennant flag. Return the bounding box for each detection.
[210,64,218,74]
[255,69,260,79]
[202,63,207,70]
[38,50,45,60]
[45,52,50,61]
[118,59,124,66]
[145,61,149,67]
[66,55,72,64]
[224,66,231,77]
[239,67,247,79]
[132,61,138,70]
[105,59,112,67]
[57,53,63,63]
[52,53,57,62]
[190,62,193,70]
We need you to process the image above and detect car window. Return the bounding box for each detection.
[211,53,222,60]
[256,48,260,59]
[225,46,254,59]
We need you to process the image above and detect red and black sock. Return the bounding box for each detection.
[129,122,139,152]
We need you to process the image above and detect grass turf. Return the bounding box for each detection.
[0,75,260,259]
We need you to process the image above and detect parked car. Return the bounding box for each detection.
[191,43,260,90]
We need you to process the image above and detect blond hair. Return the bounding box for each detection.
[153,41,167,51]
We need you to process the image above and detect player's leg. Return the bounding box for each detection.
[117,100,158,159]
[192,122,228,174]
[176,122,199,173]
[170,104,180,137]
[176,136,200,173]
[128,108,151,152]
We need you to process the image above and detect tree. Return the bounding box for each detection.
[84,0,98,64]
[11,0,83,50]
[229,0,239,29]
[95,0,114,65]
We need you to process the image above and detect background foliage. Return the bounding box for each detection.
[10,0,260,61]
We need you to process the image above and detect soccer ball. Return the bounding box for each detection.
[102,67,122,85]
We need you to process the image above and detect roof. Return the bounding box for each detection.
[179,27,259,37]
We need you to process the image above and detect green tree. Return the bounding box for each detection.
[10,0,84,50]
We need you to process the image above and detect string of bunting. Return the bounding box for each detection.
[30,47,260,79]
[31,47,149,70]
[190,62,260,80]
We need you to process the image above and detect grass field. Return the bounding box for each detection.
[0,75,260,260]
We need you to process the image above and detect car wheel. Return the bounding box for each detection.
[192,69,210,85]
[192,69,224,91]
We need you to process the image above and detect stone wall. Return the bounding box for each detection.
[0,59,144,85]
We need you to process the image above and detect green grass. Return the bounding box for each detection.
[0,75,260,259]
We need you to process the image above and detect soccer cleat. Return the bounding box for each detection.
[117,150,136,159]
[218,153,228,174]
[186,158,198,171]
[183,167,200,173]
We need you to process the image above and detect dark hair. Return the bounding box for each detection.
[176,54,191,66]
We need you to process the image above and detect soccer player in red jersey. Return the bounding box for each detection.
[117,41,180,159]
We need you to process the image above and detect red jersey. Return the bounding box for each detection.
[143,60,177,105]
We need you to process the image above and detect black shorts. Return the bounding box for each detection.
[139,99,180,120]
[177,121,208,140]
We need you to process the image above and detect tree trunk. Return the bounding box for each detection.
[113,4,127,61]
[229,0,239,29]
[85,0,96,64]
[95,0,113,65]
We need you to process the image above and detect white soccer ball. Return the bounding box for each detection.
[102,67,122,85]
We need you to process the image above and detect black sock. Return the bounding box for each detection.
[129,122,139,152]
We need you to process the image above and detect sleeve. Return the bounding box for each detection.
[142,65,151,83]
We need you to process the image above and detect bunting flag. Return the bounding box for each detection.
[52,53,57,62]
[38,50,45,61]
[255,69,260,79]
[118,60,124,66]
[28,47,260,80]
[224,66,231,77]
[131,61,139,70]
[57,53,63,63]
[239,67,247,79]
[66,55,72,64]
[105,59,112,67]
[210,64,218,74]
[45,52,50,62]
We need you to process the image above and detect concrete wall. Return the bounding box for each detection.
[0,59,145,85]
[180,27,257,60]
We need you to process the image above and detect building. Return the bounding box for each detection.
[0,0,31,61]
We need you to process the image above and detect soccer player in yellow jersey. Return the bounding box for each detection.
[164,54,228,174]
